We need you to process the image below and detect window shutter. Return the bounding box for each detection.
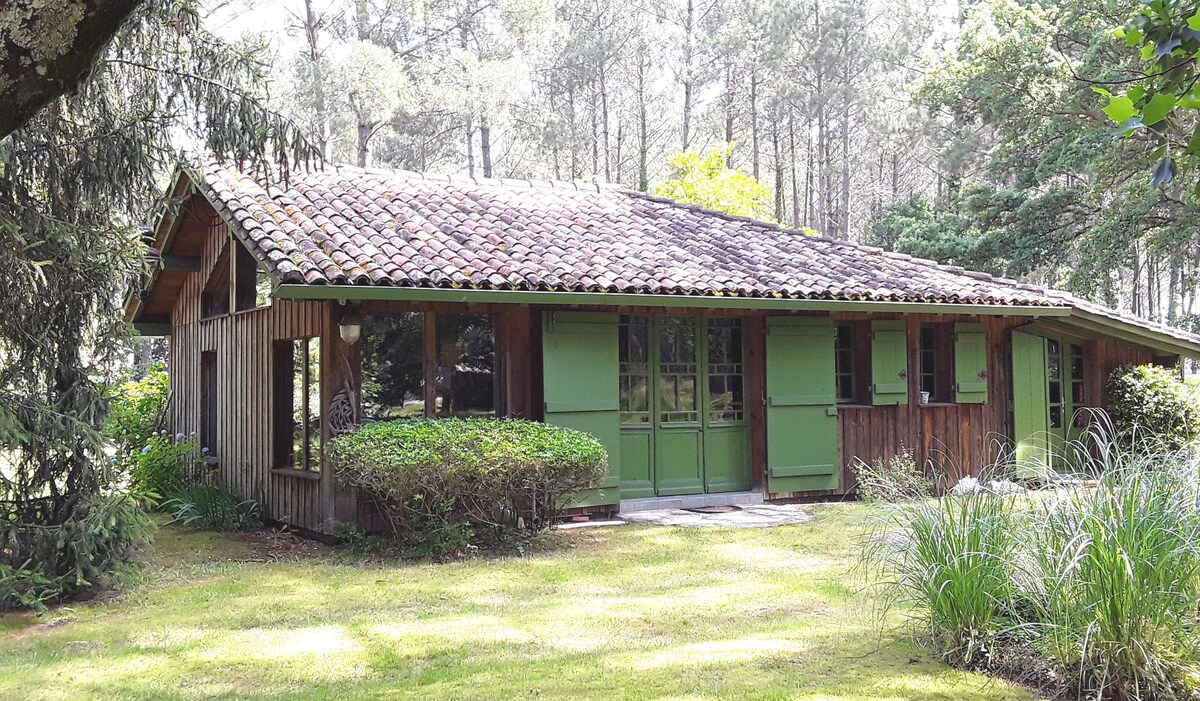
[542,311,620,507]
[1011,331,1049,478]
[870,320,908,405]
[954,323,988,404]
[765,317,839,493]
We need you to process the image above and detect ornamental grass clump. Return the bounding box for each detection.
[864,425,1200,698]
[328,418,607,551]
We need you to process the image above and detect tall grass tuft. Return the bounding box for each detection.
[864,421,1200,698]
[865,490,1022,667]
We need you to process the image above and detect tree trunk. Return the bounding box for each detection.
[465,114,475,177]
[750,67,760,179]
[681,0,695,150]
[357,121,373,167]
[724,61,734,166]
[772,118,784,222]
[789,108,799,228]
[303,0,330,159]
[599,58,612,181]
[0,0,144,140]
[637,53,649,192]
[480,113,492,178]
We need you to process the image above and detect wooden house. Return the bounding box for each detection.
[124,161,1200,532]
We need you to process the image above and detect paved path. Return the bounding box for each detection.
[618,503,811,528]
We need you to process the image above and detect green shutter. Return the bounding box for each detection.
[542,311,620,507]
[765,317,839,493]
[954,323,988,404]
[871,320,909,405]
[1011,331,1050,479]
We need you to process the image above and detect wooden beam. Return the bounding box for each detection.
[160,254,201,272]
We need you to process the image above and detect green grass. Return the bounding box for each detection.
[0,504,1035,700]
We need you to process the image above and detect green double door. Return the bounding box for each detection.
[618,315,750,498]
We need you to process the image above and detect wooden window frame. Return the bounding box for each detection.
[273,337,321,472]
[835,322,872,404]
[199,243,231,320]
[918,323,955,404]
[200,350,217,458]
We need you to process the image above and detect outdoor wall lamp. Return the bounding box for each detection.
[339,311,362,345]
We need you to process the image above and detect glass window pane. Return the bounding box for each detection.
[435,314,495,417]
[707,319,744,422]
[620,316,651,424]
[290,339,305,470]
[305,337,321,471]
[660,317,697,423]
[361,312,426,420]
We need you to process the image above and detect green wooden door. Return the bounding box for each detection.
[1011,331,1049,479]
[543,311,620,507]
[765,317,840,493]
[618,315,750,497]
[702,318,750,493]
[654,316,705,495]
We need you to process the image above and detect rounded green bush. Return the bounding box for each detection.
[1108,364,1200,452]
[328,418,607,546]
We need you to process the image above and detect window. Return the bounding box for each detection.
[918,323,955,403]
[1046,338,1063,429]
[619,315,651,424]
[707,318,744,422]
[234,241,271,311]
[658,316,699,423]
[361,312,426,420]
[200,351,217,456]
[274,337,321,471]
[200,245,231,319]
[434,314,495,417]
[1070,343,1086,428]
[835,325,855,402]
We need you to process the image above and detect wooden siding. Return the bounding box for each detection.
[167,204,329,532]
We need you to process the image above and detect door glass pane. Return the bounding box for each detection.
[435,314,495,417]
[707,318,744,422]
[1047,339,1063,429]
[304,337,321,471]
[361,312,425,420]
[619,315,651,424]
[659,317,698,423]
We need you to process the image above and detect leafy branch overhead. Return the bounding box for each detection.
[1102,1,1200,190]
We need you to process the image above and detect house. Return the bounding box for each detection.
[125,160,1200,532]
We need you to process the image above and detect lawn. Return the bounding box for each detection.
[0,504,1035,700]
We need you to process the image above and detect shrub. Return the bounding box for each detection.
[163,484,260,532]
[328,418,607,551]
[0,493,152,611]
[1108,363,1200,453]
[850,446,934,502]
[104,369,169,457]
[130,432,205,504]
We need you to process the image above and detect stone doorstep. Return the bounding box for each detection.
[617,490,765,514]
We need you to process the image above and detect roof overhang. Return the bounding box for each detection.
[274,284,1200,357]
[123,169,199,335]
[274,283,1074,316]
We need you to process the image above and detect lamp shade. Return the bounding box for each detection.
[338,313,362,345]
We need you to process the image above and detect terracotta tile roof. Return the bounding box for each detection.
[188,159,1199,349]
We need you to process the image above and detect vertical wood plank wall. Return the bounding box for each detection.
[167,203,328,532]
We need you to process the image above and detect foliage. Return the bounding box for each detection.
[130,433,206,505]
[0,493,152,611]
[865,490,1020,668]
[849,446,934,503]
[0,0,311,610]
[163,484,260,532]
[864,432,1200,697]
[328,418,607,551]
[876,0,1200,325]
[1105,1,1200,192]
[104,368,169,458]
[653,144,779,223]
[1107,364,1200,452]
